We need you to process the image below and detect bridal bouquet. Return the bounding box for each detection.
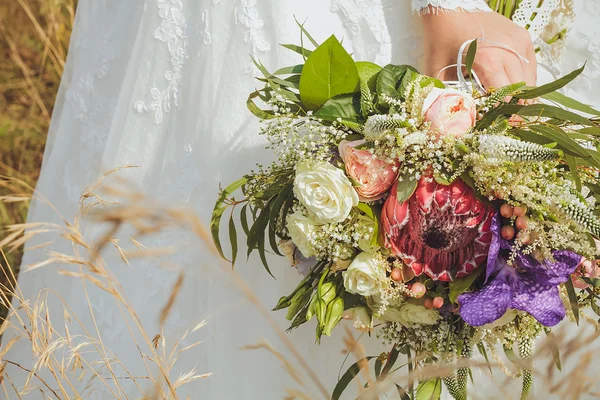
[212,27,600,399]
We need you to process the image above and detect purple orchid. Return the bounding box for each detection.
[458,213,581,327]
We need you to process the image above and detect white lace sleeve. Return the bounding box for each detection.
[412,0,492,14]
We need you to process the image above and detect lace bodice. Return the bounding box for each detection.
[411,0,491,13]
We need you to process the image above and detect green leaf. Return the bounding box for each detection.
[247,201,271,256]
[356,61,382,91]
[210,177,248,261]
[564,278,579,325]
[332,357,376,400]
[566,155,582,193]
[528,125,592,158]
[268,184,293,256]
[516,65,585,99]
[274,64,303,75]
[503,344,520,364]
[544,330,562,371]
[257,233,274,278]
[543,91,600,116]
[314,93,361,122]
[376,64,416,106]
[299,35,359,110]
[396,384,411,400]
[580,277,600,288]
[381,345,400,379]
[228,214,238,266]
[374,357,383,381]
[281,43,313,57]
[294,16,319,47]
[465,39,478,76]
[240,204,250,236]
[578,127,600,136]
[415,378,442,400]
[247,90,275,119]
[477,343,493,376]
[396,172,418,204]
[449,267,483,303]
[516,104,593,125]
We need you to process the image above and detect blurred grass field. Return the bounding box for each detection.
[0,0,75,290]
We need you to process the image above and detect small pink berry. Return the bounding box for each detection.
[501,225,515,240]
[516,215,529,230]
[513,206,527,217]
[391,268,402,282]
[411,282,426,298]
[433,297,444,309]
[500,204,513,218]
[423,298,434,309]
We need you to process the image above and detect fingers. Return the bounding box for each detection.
[523,42,538,86]
[504,57,527,86]
[475,64,511,91]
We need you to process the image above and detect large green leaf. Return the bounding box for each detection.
[314,92,361,122]
[299,35,359,110]
[356,61,382,91]
[332,357,376,400]
[376,64,417,106]
[516,65,585,99]
[415,378,442,400]
[465,39,478,76]
[210,177,248,261]
[449,267,483,303]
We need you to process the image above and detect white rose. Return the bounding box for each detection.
[342,252,386,297]
[294,162,359,224]
[387,303,441,327]
[343,307,373,332]
[287,211,316,258]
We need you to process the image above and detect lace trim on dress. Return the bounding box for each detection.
[412,0,491,14]
[133,0,189,124]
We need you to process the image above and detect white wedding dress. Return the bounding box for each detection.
[2,0,599,399]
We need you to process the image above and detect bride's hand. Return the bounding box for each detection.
[421,11,537,88]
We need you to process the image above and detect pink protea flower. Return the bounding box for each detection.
[381,177,495,281]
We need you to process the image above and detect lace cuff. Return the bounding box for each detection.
[412,0,492,14]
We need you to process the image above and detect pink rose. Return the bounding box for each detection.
[339,140,398,202]
[422,88,477,138]
[572,255,600,289]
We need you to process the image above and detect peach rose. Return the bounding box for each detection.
[339,140,398,202]
[422,88,477,138]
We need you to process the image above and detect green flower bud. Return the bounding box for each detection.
[316,299,328,323]
[306,294,318,321]
[322,297,345,336]
[318,281,337,304]
[286,285,310,320]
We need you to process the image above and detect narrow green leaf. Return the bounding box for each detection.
[332,357,376,400]
[516,104,592,125]
[247,201,271,255]
[374,358,383,381]
[528,125,591,158]
[381,345,400,379]
[415,378,442,400]
[543,91,600,116]
[257,234,274,278]
[503,345,520,364]
[247,90,275,119]
[240,204,250,236]
[228,214,238,266]
[294,16,319,47]
[396,173,418,204]
[566,155,582,193]
[544,330,562,371]
[449,267,483,303]
[477,343,493,376]
[565,278,579,325]
[465,39,478,76]
[516,65,585,99]
[281,43,313,57]
[268,184,293,256]
[274,64,304,75]
[210,177,248,260]
[299,35,359,110]
[396,384,411,400]
[578,127,600,136]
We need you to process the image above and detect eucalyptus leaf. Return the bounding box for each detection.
[299,35,359,110]
[380,345,400,379]
[228,214,238,266]
[396,172,418,204]
[465,39,478,76]
[281,43,313,57]
[565,278,579,325]
[415,378,442,400]
[294,16,319,47]
[566,155,582,193]
[247,90,275,119]
[210,177,248,261]
[274,64,304,75]
[396,385,411,400]
[332,357,376,400]
[516,65,585,100]
[543,91,600,116]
